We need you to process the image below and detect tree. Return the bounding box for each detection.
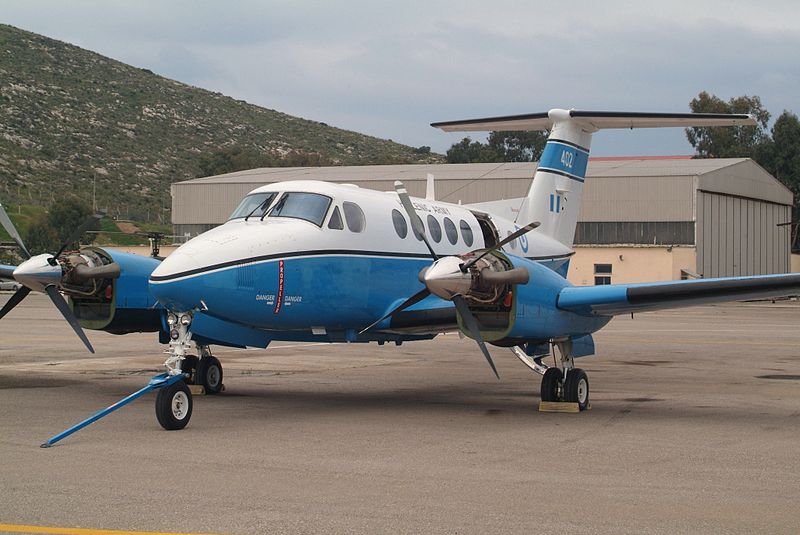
[686,92,771,158]
[24,197,97,254]
[446,131,548,163]
[757,111,800,250]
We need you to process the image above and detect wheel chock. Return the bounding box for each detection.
[538,401,590,413]
[188,385,205,395]
[41,372,186,448]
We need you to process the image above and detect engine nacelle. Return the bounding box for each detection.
[458,253,611,346]
[67,247,164,335]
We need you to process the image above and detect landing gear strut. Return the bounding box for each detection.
[512,340,590,411]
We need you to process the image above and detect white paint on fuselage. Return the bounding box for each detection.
[151,180,573,282]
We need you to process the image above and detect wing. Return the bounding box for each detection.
[557,273,800,316]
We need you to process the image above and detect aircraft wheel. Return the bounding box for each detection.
[155,380,193,430]
[540,367,562,402]
[563,368,589,411]
[197,355,223,394]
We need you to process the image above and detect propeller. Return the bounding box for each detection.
[0,202,110,352]
[362,180,540,378]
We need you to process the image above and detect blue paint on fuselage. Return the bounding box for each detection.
[150,253,609,344]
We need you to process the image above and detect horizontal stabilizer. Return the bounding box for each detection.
[432,109,755,132]
[558,273,800,316]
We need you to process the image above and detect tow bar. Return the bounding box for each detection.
[41,373,185,448]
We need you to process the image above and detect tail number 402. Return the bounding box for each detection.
[560,150,574,169]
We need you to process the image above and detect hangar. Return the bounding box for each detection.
[171,157,794,285]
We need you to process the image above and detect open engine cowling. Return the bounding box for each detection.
[67,248,164,334]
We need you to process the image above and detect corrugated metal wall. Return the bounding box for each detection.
[696,191,791,277]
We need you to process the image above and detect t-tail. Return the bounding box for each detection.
[432,109,755,248]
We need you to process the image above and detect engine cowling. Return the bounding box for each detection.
[67,247,164,335]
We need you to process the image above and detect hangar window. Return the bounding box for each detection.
[328,206,344,230]
[392,209,408,238]
[228,192,277,220]
[343,201,366,233]
[427,215,442,243]
[594,263,612,285]
[268,192,331,227]
[459,220,474,247]
[444,217,458,245]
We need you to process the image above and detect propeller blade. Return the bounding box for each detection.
[394,181,439,261]
[53,212,104,258]
[0,202,31,259]
[461,221,540,272]
[44,285,94,354]
[452,294,499,379]
[0,286,31,320]
[359,287,431,334]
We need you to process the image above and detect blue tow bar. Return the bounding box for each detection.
[41,373,186,448]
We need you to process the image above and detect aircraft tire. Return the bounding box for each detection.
[155,380,193,430]
[564,368,589,411]
[197,356,223,394]
[540,367,562,402]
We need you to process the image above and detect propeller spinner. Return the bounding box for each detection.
[360,181,539,379]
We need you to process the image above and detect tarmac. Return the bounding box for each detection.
[0,292,799,534]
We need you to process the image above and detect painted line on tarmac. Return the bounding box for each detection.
[599,337,798,347]
[0,523,225,535]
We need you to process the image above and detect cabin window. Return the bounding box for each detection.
[459,220,474,247]
[443,217,458,245]
[427,215,442,243]
[228,192,277,220]
[268,192,331,226]
[392,209,408,238]
[411,215,425,241]
[328,206,344,230]
[343,201,366,233]
[594,263,612,285]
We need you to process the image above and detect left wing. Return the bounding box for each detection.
[558,273,800,316]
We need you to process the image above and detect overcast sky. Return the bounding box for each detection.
[4,1,799,156]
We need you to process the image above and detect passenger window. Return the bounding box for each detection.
[268,192,331,226]
[460,220,474,247]
[328,206,344,230]
[392,209,408,238]
[507,231,517,249]
[443,217,458,245]
[427,215,442,243]
[343,201,365,233]
[411,215,425,241]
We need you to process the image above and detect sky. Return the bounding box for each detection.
[3,0,800,156]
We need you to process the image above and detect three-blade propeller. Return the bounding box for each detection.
[0,202,107,353]
[361,181,540,379]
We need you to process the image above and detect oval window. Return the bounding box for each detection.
[343,202,365,233]
[508,230,517,249]
[443,217,458,245]
[391,209,407,238]
[427,215,442,243]
[411,215,425,241]
[460,220,474,247]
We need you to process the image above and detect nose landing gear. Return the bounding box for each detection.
[511,339,591,411]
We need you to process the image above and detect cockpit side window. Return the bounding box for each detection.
[343,202,366,233]
[228,192,277,220]
[268,192,332,227]
[328,206,344,230]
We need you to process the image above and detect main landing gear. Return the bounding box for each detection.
[511,339,590,411]
[158,311,224,430]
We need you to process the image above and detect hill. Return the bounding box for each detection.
[0,24,441,223]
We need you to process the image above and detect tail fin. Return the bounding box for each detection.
[432,108,754,247]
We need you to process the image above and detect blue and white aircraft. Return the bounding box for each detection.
[2,109,799,432]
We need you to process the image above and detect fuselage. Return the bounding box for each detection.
[149,180,581,338]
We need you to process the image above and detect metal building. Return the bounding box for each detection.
[171,158,794,284]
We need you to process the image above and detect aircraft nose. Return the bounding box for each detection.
[149,249,205,310]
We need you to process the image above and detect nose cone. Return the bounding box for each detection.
[13,253,63,292]
[423,256,471,300]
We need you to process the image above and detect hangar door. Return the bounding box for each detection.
[696,191,791,278]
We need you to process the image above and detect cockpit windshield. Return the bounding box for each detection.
[268,192,331,226]
[228,192,277,220]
